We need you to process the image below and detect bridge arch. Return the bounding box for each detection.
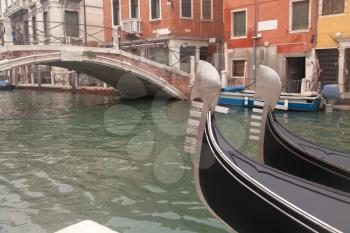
[0,46,190,100]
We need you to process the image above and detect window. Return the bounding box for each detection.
[130,0,139,18]
[322,0,345,15]
[113,0,120,26]
[147,47,168,64]
[150,0,161,20]
[180,46,195,72]
[201,0,212,20]
[232,10,247,38]
[232,60,246,77]
[64,11,79,37]
[291,0,310,31]
[181,0,192,18]
[43,12,49,38]
[24,21,29,44]
[32,17,37,44]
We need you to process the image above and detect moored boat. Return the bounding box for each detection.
[186,61,350,233]
[219,90,320,111]
[263,108,350,193]
[0,80,16,91]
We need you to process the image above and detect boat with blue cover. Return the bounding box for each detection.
[0,80,16,91]
[219,88,321,111]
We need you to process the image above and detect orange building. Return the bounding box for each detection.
[224,0,317,92]
[103,0,224,71]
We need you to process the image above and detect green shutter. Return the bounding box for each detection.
[292,0,309,31]
[234,11,246,37]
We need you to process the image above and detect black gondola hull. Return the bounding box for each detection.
[196,114,350,233]
[200,133,315,233]
[264,110,350,193]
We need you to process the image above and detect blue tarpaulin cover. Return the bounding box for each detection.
[0,80,7,87]
[221,85,245,93]
[321,84,340,99]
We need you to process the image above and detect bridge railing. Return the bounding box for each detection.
[1,20,196,74]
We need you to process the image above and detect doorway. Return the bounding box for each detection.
[286,57,305,93]
[180,46,195,72]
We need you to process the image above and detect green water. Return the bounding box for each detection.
[0,91,349,233]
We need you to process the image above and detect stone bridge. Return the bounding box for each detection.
[0,45,191,99]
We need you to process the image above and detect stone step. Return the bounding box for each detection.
[333,104,350,111]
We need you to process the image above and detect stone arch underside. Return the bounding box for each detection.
[0,53,188,100]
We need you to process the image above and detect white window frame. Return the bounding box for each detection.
[149,0,162,21]
[231,8,248,39]
[129,0,141,19]
[180,0,193,19]
[111,0,121,27]
[200,0,213,21]
[289,0,311,33]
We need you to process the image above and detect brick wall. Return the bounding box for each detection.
[104,0,224,42]
[224,0,316,54]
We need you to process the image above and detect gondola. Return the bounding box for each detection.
[263,108,350,193]
[185,61,350,233]
[247,65,350,193]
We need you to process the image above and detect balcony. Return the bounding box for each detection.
[4,0,36,18]
[122,19,142,35]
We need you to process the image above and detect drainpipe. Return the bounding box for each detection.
[253,0,258,82]
[313,0,318,48]
[83,0,88,46]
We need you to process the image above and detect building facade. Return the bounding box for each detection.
[0,0,106,87]
[224,0,317,93]
[103,0,224,72]
[317,0,350,96]
[1,0,104,46]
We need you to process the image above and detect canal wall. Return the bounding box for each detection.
[17,84,119,96]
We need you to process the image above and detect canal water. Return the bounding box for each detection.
[0,90,349,233]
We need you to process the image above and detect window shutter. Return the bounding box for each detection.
[65,11,79,37]
[151,0,160,19]
[233,11,246,37]
[202,0,211,20]
[292,0,309,31]
[181,0,192,18]
[333,0,345,14]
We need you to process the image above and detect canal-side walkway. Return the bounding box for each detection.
[17,84,118,95]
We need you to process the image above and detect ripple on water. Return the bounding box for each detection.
[35,171,74,194]
[3,91,348,233]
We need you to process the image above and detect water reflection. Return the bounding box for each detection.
[0,91,231,233]
[0,90,349,233]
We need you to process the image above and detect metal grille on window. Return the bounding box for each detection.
[202,0,211,20]
[233,11,246,37]
[322,0,345,15]
[65,11,79,38]
[292,0,309,31]
[151,0,160,19]
[181,0,192,18]
[232,60,246,77]
[316,49,339,88]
